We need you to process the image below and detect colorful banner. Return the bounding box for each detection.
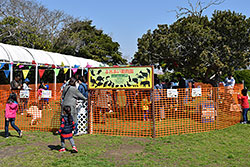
[72,68,78,75]
[88,66,153,89]
[74,65,80,68]
[22,70,29,79]
[64,68,69,74]
[54,69,60,76]
[28,66,32,69]
[9,64,12,71]
[41,90,52,98]
[4,70,10,78]
[19,65,24,68]
[0,63,5,69]
[39,69,45,78]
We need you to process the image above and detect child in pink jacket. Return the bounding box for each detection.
[5,93,22,138]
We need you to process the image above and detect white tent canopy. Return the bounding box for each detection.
[0,43,107,92]
[0,43,105,67]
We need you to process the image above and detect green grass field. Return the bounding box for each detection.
[0,123,250,167]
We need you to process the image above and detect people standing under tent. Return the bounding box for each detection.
[58,106,78,153]
[20,78,31,115]
[61,77,87,135]
[60,79,68,94]
[4,93,23,138]
[10,75,22,91]
[238,89,249,124]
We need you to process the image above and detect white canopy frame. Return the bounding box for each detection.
[0,43,106,94]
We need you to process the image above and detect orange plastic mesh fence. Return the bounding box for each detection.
[0,84,243,138]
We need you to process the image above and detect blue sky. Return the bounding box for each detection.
[39,0,250,61]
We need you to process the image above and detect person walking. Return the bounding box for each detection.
[5,93,23,138]
[58,106,78,153]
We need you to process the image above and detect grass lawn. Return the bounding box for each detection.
[0,123,250,167]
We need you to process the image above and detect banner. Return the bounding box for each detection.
[64,68,69,74]
[54,69,60,76]
[88,66,153,89]
[28,66,32,69]
[39,69,45,78]
[19,65,24,68]
[74,65,80,68]
[72,68,78,75]
[4,70,10,78]
[22,70,29,79]
[9,64,12,71]
[0,63,5,69]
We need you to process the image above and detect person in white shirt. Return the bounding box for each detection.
[224,74,235,87]
[21,78,32,114]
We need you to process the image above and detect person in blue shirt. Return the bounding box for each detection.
[78,76,88,98]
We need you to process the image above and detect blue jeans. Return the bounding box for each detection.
[242,108,249,122]
[5,118,21,137]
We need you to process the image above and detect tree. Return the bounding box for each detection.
[54,20,127,66]
[0,16,51,49]
[132,10,250,84]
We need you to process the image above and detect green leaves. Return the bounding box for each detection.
[133,10,250,82]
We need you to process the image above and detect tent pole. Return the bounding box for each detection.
[70,67,72,78]
[10,63,13,83]
[81,67,84,76]
[35,64,38,96]
[54,69,57,100]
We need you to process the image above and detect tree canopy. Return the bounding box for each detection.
[132,10,250,84]
[0,0,126,65]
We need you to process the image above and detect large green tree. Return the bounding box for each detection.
[132,10,250,84]
[54,20,127,65]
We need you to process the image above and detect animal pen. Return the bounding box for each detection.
[0,66,243,138]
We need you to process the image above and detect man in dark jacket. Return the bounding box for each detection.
[10,75,22,90]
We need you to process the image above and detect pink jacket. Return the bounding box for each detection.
[5,102,18,119]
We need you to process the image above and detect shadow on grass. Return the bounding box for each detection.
[0,131,19,138]
[48,145,61,151]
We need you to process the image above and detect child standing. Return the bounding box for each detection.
[5,93,22,138]
[58,106,78,153]
[238,89,249,124]
[141,94,151,121]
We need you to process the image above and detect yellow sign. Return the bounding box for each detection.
[88,66,153,89]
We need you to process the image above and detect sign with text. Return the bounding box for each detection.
[167,89,178,98]
[88,66,153,89]
[192,88,202,97]
[20,90,29,98]
[41,90,52,98]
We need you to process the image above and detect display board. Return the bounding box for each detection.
[167,89,178,98]
[192,88,202,97]
[88,66,153,89]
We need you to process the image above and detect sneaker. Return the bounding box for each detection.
[241,122,247,124]
[59,148,66,152]
[19,131,23,138]
[5,136,9,139]
[72,146,78,153]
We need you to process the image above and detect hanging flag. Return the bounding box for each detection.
[28,66,32,69]
[19,65,24,68]
[64,68,69,74]
[0,63,5,69]
[39,69,45,78]
[9,64,12,71]
[45,63,49,66]
[74,65,80,68]
[11,62,13,65]
[52,64,56,69]
[4,70,10,78]
[61,62,65,67]
[54,69,60,76]
[16,63,20,66]
[22,70,29,79]
[32,60,36,65]
[86,62,92,68]
[72,68,78,75]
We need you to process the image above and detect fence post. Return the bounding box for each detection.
[151,89,156,138]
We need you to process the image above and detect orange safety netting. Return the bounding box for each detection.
[0,83,244,138]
